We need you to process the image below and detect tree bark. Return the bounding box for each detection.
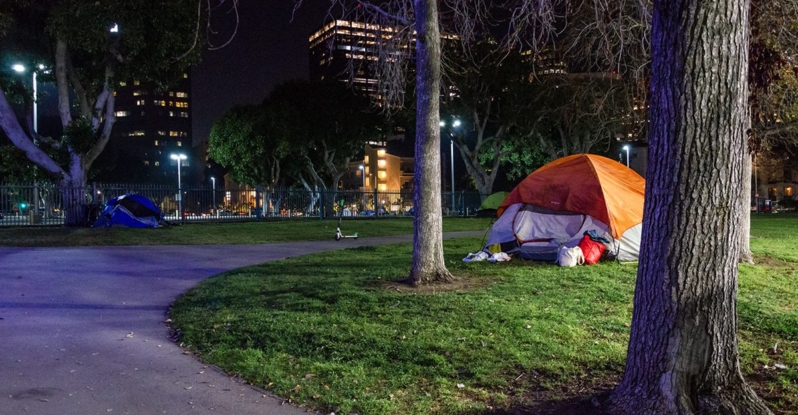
[405,0,453,286]
[609,0,770,414]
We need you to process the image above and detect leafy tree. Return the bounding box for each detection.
[209,80,382,214]
[608,0,772,413]
[209,105,289,188]
[266,81,382,196]
[0,0,203,225]
[441,40,539,197]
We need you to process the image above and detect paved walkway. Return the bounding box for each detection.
[0,232,481,415]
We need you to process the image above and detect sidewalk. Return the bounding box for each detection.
[0,232,481,415]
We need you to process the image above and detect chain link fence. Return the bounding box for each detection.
[0,182,488,227]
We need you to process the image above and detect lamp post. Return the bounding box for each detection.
[440,119,461,213]
[171,154,187,219]
[13,64,43,222]
[359,165,366,213]
[451,119,460,213]
[622,145,630,168]
[210,177,216,216]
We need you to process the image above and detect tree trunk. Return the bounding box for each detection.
[609,0,771,414]
[739,154,754,264]
[405,0,453,286]
[61,171,87,227]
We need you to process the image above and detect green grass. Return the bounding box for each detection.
[170,214,798,414]
[0,217,493,247]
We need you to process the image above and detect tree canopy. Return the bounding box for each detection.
[0,0,204,224]
[209,80,384,191]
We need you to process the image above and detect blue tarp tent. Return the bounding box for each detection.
[93,194,164,228]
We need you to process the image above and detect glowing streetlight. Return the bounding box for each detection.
[623,145,630,168]
[171,154,187,218]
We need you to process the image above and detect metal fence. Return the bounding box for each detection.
[0,182,488,227]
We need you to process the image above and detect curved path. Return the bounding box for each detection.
[0,232,481,415]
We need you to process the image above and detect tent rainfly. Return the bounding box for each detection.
[485,154,645,261]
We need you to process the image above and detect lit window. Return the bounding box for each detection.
[115,111,130,117]
[158,131,166,136]
[378,171,387,179]
[177,141,182,147]
[119,81,127,87]
[154,161,160,166]
[378,184,387,192]
[364,156,369,163]
[154,140,159,146]
[378,160,386,168]
[128,130,145,136]
[169,111,174,117]
[786,187,794,197]
[168,92,174,97]
[170,131,179,136]
[377,149,386,157]
[225,191,231,202]
[132,90,143,96]
[182,73,188,79]
[133,80,140,85]
[179,112,189,118]
[175,102,188,108]
[176,92,188,98]
[136,100,145,106]
[143,160,149,166]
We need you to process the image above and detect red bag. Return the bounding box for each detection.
[578,234,606,265]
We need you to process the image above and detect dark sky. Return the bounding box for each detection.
[191,0,329,145]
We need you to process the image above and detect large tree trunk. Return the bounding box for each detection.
[609,0,771,414]
[61,164,88,227]
[405,0,453,286]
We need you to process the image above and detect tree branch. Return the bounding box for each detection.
[55,39,73,127]
[0,85,67,177]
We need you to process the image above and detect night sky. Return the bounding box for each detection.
[191,0,329,145]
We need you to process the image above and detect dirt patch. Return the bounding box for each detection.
[379,275,496,294]
[753,255,795,268]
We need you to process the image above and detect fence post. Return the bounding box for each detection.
[319,191,325,220]
[373,189,378,217]
[256,186,262,221]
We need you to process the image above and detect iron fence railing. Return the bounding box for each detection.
[0,182,490,227]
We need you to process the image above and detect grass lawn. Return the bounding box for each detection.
[0,217,493,247]
[170,214,798,415]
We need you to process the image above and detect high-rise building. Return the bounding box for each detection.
[309,20,408,102]
[103,73,192,183]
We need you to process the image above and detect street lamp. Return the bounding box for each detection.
[170,154,187,218]
[441,118,461,213]
[13,63,42,220]
[359,165,366,213]
[622,145,630,168]
[210,177,216,216]
[12,63,46,133]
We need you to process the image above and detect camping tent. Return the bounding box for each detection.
[485,154,645,261]
[93,194,165,228]
[476,191,509,217]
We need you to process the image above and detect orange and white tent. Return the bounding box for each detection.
[486,154,645,261]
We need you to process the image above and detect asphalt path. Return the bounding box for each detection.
[0,231,482,415]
